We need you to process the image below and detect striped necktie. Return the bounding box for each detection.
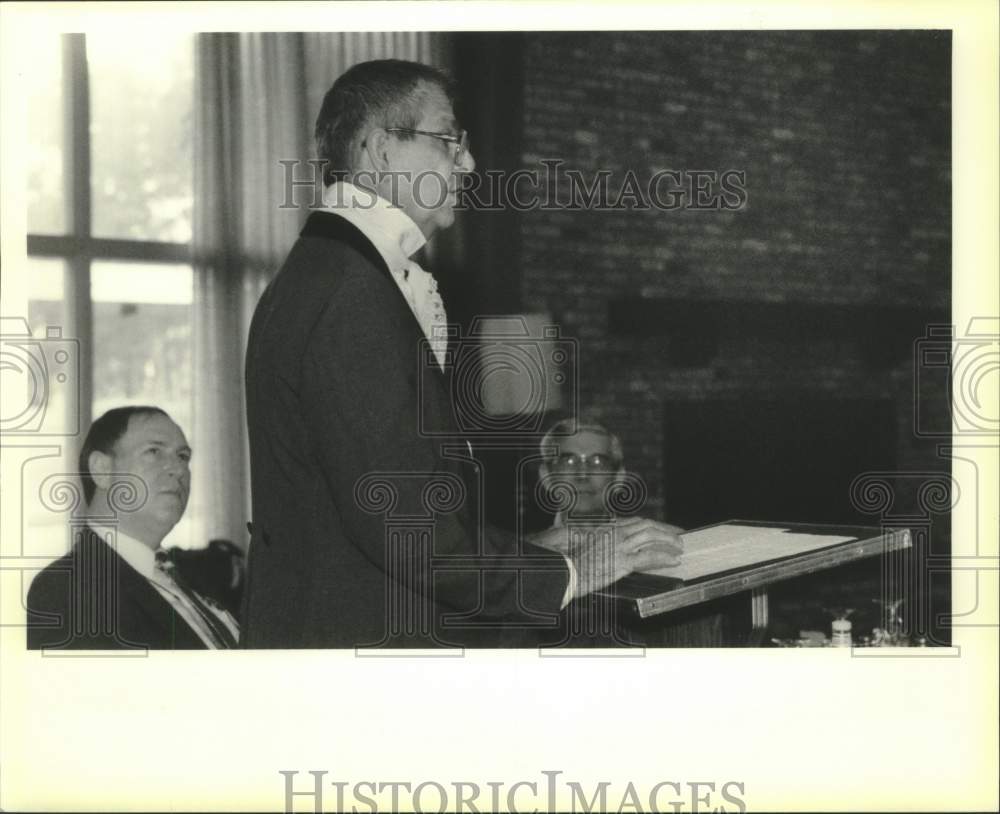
[154,552,238,648]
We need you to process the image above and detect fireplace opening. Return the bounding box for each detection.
[662,397,898,529]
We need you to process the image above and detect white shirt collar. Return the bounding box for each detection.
[88,524,162,581]
[322,181,426,271]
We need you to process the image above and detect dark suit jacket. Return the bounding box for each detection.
[26,526,206,650]
[243,211,569,648]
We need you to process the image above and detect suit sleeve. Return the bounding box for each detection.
[300,271,569,622]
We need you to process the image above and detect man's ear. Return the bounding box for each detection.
[363,128,392,172]
[88,449,114,492]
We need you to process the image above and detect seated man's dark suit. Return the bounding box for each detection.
[26,526,206,650]
[242,211,570,648]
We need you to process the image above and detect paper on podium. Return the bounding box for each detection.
[644,523,858,582]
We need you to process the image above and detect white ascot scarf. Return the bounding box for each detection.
[323,182,448,370]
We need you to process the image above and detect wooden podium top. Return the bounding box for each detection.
[598,519,912,619]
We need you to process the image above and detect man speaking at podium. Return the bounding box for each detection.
[242,59,683,648]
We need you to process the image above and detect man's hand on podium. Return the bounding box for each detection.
[532,517,684,600]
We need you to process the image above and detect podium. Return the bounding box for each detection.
[597,520,913,643]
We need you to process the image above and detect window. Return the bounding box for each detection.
[26,33,197,548]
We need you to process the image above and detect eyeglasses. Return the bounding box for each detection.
[548,452,622,474]
[385,127,469,165]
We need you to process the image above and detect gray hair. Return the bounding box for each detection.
[314,59,457,186]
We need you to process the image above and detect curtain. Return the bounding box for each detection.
[189,32,450,549]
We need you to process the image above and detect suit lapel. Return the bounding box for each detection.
[300,210,393,284]
[82,528,206,649]
[300,211,448,383]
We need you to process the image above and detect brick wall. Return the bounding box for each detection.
[516,30,951,521]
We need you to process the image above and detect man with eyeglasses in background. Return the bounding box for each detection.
[538,419,632,526]
[536,418,647,646]
[243,59,684,649]
[536,418,730,647]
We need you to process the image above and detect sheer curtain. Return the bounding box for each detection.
[189,32,450,549]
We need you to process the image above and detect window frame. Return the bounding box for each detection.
[26,33,195,431]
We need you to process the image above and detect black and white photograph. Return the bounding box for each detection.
[1,1,996,812]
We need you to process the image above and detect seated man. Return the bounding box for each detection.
[538,418,631,526]
[536,418,646,646]
[27,406,239,650]
[538,418,724,646]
